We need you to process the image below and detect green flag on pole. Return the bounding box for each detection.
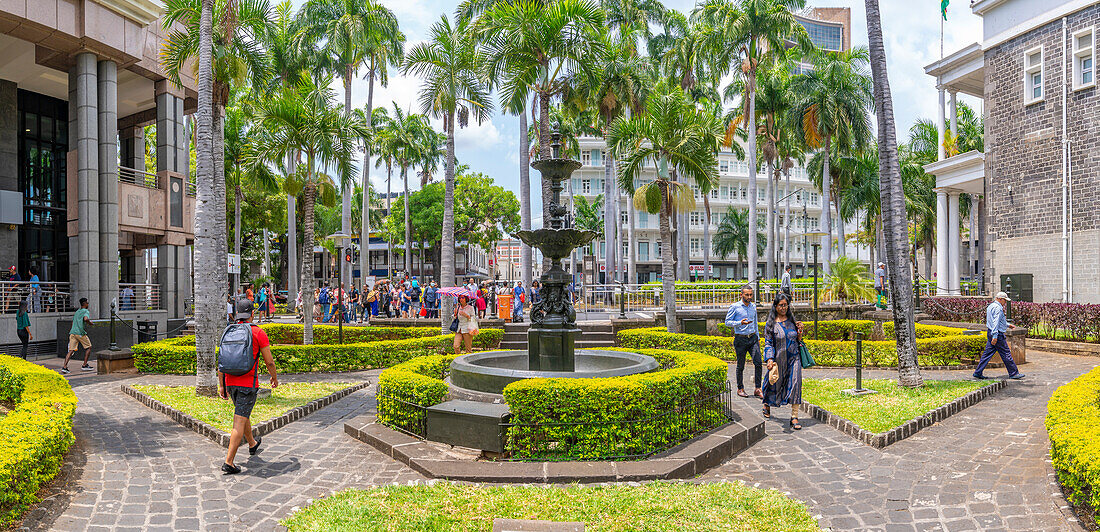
[941,0,949,20]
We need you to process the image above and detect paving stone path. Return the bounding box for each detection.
[22,350,1091,531]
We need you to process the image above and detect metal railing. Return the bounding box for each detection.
[186,177,196,196]
[119,165,159,188]
[118,283,162,311]
[568,281,854,316]
[0,281,72,314]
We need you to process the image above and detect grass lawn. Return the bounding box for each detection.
[131,382,355,432]
[281,482,821,532]
[802,378,996,433]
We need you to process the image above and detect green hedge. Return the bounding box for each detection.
[620,324,985,367]
[0,355,78,526]
[503,348,729,460]
[716,319,968,341]
[376,355,456,435]
[258,324,440,345]
[1048,365,1100,526]
[132,328,503,374]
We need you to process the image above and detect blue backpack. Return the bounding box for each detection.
[218,323,259,377]
[318,287,330,304]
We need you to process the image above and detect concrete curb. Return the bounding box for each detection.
[345,414,765,483]
[122,381,370,448]
[800,379,1007,449]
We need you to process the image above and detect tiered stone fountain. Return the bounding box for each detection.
[449,132,657,395]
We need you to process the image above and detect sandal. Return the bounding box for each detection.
[249,436,262,456]
[790,418,802,430]
[762,405,770,419]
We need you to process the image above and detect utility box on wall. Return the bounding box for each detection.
[999,274,1033,302]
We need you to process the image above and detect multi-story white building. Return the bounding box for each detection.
[565,137,868,284]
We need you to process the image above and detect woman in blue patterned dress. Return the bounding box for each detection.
[763,292,806,430]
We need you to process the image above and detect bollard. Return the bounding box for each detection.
[109,302,119,351]
[618,282,627,319]
[855,332,863,391]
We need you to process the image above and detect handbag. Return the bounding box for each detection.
[420,307,427,317]
[449,317,459,333]
[799,341,816,368]
[768,363,780,385]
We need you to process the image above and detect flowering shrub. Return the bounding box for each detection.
[924,298,1100,342]
[0,356,77,526]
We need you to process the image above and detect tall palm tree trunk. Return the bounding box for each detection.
[835,195,846,258]
[603,127,617,283]
[440,112,457,332]
[821,135,833,274]
[627,196,636,284]
[360,70,376,290]
[538,93,552,272]
[341,75,353,289]
[403,167,412,275]
[234,174,241,295]
[702,194,712,281]
[746,80,759,282]
[784,166,791,267]
[300,178,318,344]
[386,167,392,277]
[519,111,533,289]
[286,152,298,310]
[866,0,922,387]
[193,0,218,397]
[765,161,775,279]
[659,184,677,333]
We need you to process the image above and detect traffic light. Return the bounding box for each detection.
[344,248,353,263]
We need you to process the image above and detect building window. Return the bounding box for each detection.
[622,241,628,260]
[1074,28,1095,90]
[638,241,649,262]
[638,212,648,228]
[655,241,662,258]
[690,238,701,256]
[581,150,591,166]
[591,149,602,166]
[1024,47,1044,104]
[581,179,591,194]
[599,241,605,259]
[719,160,729,173]
[690,211,703,226]
[620,210,628,224]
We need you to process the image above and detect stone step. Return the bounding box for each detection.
[576,340,618,348]
[500,341,528,350]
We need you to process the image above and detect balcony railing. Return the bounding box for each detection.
[119,166,159,188]
[1,281,72,314]
[118,283,162,311]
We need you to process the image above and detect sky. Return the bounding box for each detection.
[291,0,985,227]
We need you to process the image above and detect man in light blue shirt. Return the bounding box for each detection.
[781,265,792,296]
[724,286,762,398]
[974,291,1024,380]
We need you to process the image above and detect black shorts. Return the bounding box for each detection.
[226,386,258,418]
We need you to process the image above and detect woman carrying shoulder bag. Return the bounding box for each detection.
[453,294,478,354]
[762,292,807,430]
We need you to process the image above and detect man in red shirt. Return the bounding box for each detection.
[218,298,278,474]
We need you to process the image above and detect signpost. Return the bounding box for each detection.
[227,253,240,275]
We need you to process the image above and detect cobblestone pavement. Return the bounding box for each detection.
[704,350,1091,531]
[23,350,1091,531]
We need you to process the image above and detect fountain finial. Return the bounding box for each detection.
[549,129,563,159]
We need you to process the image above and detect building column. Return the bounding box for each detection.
[70,53,99,316]
[937,88,946,161]
[155,82,188,317]
[98,60,118,317]
[949,91,958,141]
[119,125,144,171]
[947,191,961,295]
[935,189,948,294]
[0,80,17,263]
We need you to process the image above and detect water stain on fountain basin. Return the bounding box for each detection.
[450,131,657,395]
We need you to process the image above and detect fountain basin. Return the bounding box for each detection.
[450,350,660,395]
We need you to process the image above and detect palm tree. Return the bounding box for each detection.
[375,104,432,277]
[865,0,922,387]
[694,0,812,283]
[791,46,873,274]
[609,86,719,333]
[572,194,604,256]
[820,256,875,314]
[478,0,606,232]
[300,0,401,290]
[713,206,764,278]
[248,78,367,344]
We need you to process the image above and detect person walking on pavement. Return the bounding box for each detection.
[15,300,31,359]
[61,297,94,374]
[218,298,278,474]
[724,286,763,399]
[874,262,887,309]
[762,293,806,430]
[512,281,526,322]
[781,265,793,297]
[423,281,438,319]
[973,291,1025,380]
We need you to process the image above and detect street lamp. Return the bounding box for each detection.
[803,230,830,340]
[326,231,352,344]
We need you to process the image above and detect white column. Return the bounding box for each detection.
[948,191,961,295]
[936,189,949,294]
[949,91,958,141]
[937,88,946,161]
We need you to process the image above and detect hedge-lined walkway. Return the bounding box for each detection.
[704,350,1090,531]
[22,350,1091,531]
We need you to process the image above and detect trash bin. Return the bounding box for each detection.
[681,318,707,336]
[137,321,157,344]
[498,294,513,322]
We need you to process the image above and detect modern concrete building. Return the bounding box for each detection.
[924,0,1100,303]
[0,0,197,353]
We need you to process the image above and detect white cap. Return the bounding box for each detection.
[995,291,1011,301]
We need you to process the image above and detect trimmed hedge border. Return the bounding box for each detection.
[1048,365,1100,527]
[0,355,78,527]
[375,348,732,461]
[801,379,1005,448]
[131,325,503,374]
[122,381,370,447]
[621,321,986,368]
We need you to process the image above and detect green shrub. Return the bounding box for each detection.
[0,355,77,526]
[1048,365,1100,526]
[503,348,729,460]
[376,355,456,435]
[132,328,503,374]
[618,323,984,367]
[257,324,440,345]
[715,319,960,341]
